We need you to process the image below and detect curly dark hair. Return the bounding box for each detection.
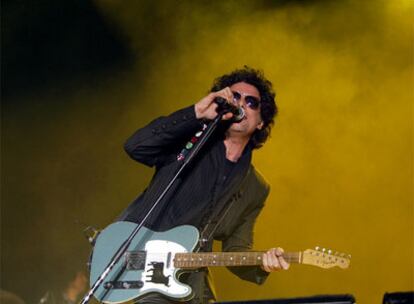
[210,66,278,149]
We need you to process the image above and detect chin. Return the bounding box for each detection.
[228,124,254,138]
[229,123,245,132]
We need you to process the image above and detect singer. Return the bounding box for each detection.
[118,66,288,303]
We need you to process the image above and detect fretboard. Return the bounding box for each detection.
[174,251,301,268]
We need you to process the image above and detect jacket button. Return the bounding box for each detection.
[161,124,166,129]
[172,120,177,125]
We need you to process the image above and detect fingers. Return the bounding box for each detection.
[277,249,290,270]
[223,87,234,104]
[195,92,219,119]
[222,112,234,120]
[261,247,290,272]
[195,87,235,120]
[214,87,234,120]
[262,248,280,272]
[213,87,234,105]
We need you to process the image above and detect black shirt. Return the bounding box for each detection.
[123,127,252,231]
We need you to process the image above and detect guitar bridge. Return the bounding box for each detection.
[125,251,146,270]
[104,281,143,289]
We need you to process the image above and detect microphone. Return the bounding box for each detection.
[214,97,245,122]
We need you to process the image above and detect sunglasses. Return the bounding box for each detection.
[232,91,261,110]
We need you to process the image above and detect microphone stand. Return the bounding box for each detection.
[80,110,226,304]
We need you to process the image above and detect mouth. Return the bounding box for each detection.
[232,111,247,123]
[231,116,246,124]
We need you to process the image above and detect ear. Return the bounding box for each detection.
[256,121,264,130]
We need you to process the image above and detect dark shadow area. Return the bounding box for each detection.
[1,0,133,100]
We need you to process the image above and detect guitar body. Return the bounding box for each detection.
[89,222,351,303]
[90,222,199,303]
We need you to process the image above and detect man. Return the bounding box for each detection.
[118,67,289,303]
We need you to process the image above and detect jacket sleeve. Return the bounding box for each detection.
[221,186,270,285]
[124,105,203,168]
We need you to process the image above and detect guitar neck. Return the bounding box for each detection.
[174,251,301,268]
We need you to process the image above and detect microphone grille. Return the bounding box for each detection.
[232,107,245,122]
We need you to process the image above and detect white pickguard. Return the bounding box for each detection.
[139,240,191,299]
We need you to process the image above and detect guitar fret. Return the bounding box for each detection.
[174,251,303,268]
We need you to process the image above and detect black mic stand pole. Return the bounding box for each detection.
[80,110,226,304]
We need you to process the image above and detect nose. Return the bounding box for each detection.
[234,96,249,110]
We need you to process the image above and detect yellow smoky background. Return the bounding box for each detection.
[2,0,412,303]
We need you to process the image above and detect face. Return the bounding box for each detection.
[228,82,263,138]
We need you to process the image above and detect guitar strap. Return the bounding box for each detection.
[198,166,252,252]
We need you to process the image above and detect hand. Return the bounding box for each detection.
[194,87,234,120]
[261,247,290,272]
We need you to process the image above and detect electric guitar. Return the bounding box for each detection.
[89,221,351,303]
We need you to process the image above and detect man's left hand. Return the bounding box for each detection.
[261,247,290,272]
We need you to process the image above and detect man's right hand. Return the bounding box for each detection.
[194,87,235,120]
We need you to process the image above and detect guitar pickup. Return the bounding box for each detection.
[125,251,146,270]
[104,280,144,289]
